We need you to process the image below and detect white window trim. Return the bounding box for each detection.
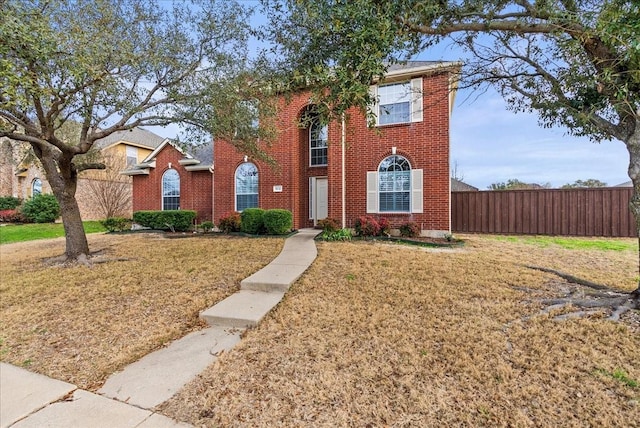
[161,169,180,211]
[235,162,259,212]
[309,120,328,167]
[366,161,423,214]
[368,77,423,126]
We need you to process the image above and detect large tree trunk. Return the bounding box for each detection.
[34,144,91,261]
[626,119,640,303]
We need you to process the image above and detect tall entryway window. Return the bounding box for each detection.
[31,178,42,197]
[162,169,180,210]
[309,118,328,166]
[309,177,328,224]
[235,162,258,211]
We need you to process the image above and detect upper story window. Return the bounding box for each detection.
[32,178,42,197]
[309,118,328,166]
[126,146,138,167]
[162,169,180,210]
[235,162,258,211]
[370,78,423,126]
[378,155,411,212]
[378,82,412,125]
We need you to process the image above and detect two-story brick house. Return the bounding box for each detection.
[214,61,460,236]
[129,61,460,235]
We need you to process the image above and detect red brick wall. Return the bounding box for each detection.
[214,71,452,234]
[132,144,213,222]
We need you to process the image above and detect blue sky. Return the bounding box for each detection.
[448,88,630,189]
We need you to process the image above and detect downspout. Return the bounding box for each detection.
[341,114,346,229]
[210,164,214,223]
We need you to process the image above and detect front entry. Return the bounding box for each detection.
[310,177,328,226]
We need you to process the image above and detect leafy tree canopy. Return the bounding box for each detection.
[0,0,270,260]
[488,179,550,190]
[562,179,608,188]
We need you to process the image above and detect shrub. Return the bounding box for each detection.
[377,217,391,236]
[21,194,60,223]
[354,215,380,237]
[132,210,196,232]
[100,217,131,232]
[0,209,26,223]
[320,228,352,241]
[399,221,420,237]
[0,196,21,210]
[263,209,293,235]
[218,211,241,233]
[201,220,214,233]
[240,208,265,234]
[317,217,340,233]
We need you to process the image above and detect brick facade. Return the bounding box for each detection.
[132,143,213,222]
[213,65,455,236]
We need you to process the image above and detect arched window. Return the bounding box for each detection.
[32,178,42,197]
[309,118,328,166]
[378,155,410,212]
[162,169,180,210]
[235,162,258,211]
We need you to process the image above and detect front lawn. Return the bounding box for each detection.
[0,221,106,245]
[1,233,637,425]
[0,233,284,390]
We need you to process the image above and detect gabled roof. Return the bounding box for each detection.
[451,178,479,192]
[95,128,165,151]
[121,139,213,176]
[614,180,632,187]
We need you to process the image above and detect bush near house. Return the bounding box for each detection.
[263,209,293,235]
[240,208,266,235]
[100,217,132,232]
[0,209,27,223]
[133,210,196,232]
[317,217,340,233]
[399,221,420,237]
[354,215,382,237]
[0,196,22,210]
[21,194,60,223]
[218,211,241,233]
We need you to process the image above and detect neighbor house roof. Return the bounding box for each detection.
[95,128,165,151]
[451,178,478,192]
[614,180,632,187]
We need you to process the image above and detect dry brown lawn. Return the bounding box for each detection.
[0,233,283,390]
[159,235,639,427]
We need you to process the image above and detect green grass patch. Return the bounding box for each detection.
[490,235,637,252]
[0,221,106,245]
[596,368,639,389]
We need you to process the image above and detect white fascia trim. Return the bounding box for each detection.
[120,169,150,176]
[140,138,186,163]
[377,61,463,83]
[184,164,213,172]
[179,158,200,166]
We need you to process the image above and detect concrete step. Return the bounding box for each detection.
[199,290,285,328]
[98,327,241,410]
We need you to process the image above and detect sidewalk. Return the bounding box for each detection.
[0,229,321,428]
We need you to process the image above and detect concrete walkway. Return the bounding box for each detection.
[0,229,320,428]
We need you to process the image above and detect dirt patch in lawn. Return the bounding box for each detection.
[160,235,639,427]
[0,233,283,390]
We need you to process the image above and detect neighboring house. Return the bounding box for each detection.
[614,180,632,187]
[0,128,164,219]
[128,61,460,235]
[451,178,478,192]
[123,140,214,222]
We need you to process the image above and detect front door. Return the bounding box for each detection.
[310,177,328,225]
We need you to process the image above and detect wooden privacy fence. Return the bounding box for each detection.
[451,187,637,237]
